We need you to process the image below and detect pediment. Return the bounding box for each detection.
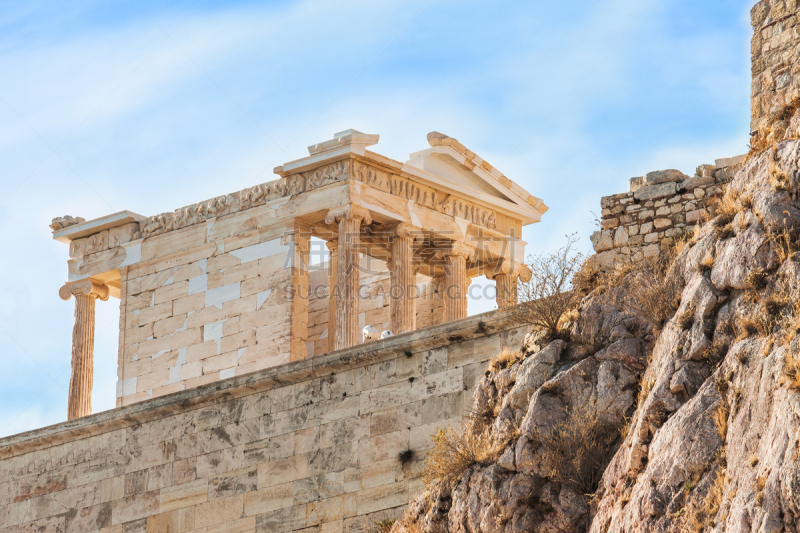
[405,132,547,222]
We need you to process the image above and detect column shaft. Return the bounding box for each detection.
[495,273,518,309]
[68,294,95,420]
[444,254,468,322]
[335,217,362,350]
[390,233,415,334]
[326,240,338,352]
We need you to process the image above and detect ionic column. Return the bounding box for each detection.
[485,260,521,309]
[389,224,418,335]
[59,279,109,420]
[325,239,338,351]
[325,205,372,350]
[442,243,474,322]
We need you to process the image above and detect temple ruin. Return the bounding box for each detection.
[51,129,546,417]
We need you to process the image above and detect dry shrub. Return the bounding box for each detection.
[783,351,800,390]
[746,269,768,292]
[712,187,741,222]
[614,251,682,332]
[533,402,621,494]
[423,425,507,487]
[770,226,799,265]
[488,346,521,372]
[517,234,583,333]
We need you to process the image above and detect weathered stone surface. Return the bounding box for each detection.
[642,169,688,186]
[633,182,678,201]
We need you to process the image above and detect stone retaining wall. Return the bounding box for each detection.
[751,1,800,146]
[0,308,527,533]
[591,157,745,269]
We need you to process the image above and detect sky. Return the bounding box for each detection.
[0,0,755,437]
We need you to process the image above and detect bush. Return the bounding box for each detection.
[423,425,508,488]
[783,351,800,390]
[534,402,621,495]
[614,251,682,332]
[516,235,583,333]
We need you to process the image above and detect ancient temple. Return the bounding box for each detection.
[51,130,547,418]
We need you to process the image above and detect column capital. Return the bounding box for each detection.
[59,280,109,302]
[484,259,531,281]
[325,204,372,226]
[325,239,338,252]
[441,241,475,262]
[390,223,421,240]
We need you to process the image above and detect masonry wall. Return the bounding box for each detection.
[0,310,527,533]
[117,214,311,408]
[751,0,800,145]
[591,160,743,269]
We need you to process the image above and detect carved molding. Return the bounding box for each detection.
[137,160,352,240]
[69,230,108,258]
[119,157,498,243]
[50,215,85,231]
[351,161,498,230]
[325,205,372,226]
[442,241,476,262]
[59,280,110,302]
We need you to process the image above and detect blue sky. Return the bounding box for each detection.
[0,0,754,436]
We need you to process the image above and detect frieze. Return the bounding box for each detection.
[136,160,351,239]
[351,161,497,230]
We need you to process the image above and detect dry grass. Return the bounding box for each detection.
[770,226,798,265]
[533,402,621,495]
[677,308,695,330]
[487,346,522,373]
[423,425,508,487]
[740,192,754,211]
[712,188,740,223]
[746,269,768,292]
[614,251,682,333]
[516,234,584,333]
[374,519,396,533]
[713,402,729,441]
[699,252,715,272]
[783,351,800,390]
[673,235,691,256]
[749,456,759,467]
[736,317,761,341]
[685,465,726,533]
[714,224,735,240]
[703,341,729,364]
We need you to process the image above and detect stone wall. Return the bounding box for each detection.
[751,1,800,147]
[0,309,527,533]
[591,157,744,269]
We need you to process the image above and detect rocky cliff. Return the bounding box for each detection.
[391,141,800,532]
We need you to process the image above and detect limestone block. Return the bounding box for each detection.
[613,226,628,247]
[645,232,659,243]
[601,218,619,229]
[655,206,670,216]
[638,210,654,220]
[642,169,688,186]
[686,209,707,223]
[653,218,672,229]
[109,223,139,247]
[633,182,678,201]
[590,230,613,252]
[640,221,653,233]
